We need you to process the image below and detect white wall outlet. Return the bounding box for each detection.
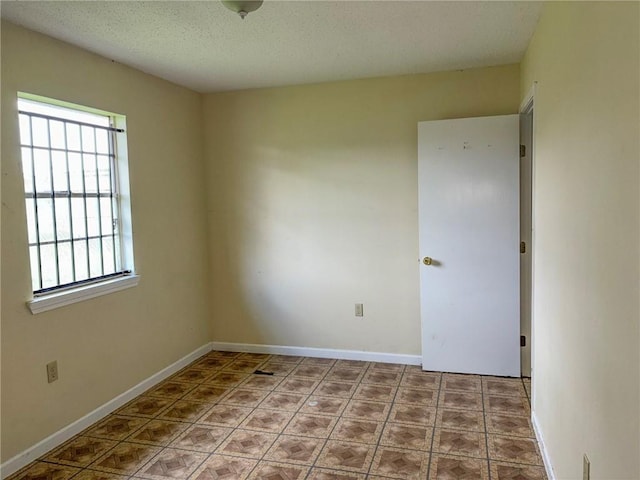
[46,361,59,383]
[583,454,590,480]
[355,303,364,317]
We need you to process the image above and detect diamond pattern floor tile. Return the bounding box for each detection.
[11,350,546,480]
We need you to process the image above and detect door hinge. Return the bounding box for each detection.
[520,335,526,347]
[520,241,526,254]
[520,144,526,157]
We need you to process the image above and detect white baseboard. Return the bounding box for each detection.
[532,410,556,480]
[210,341,422,366]
[0,342,212,479]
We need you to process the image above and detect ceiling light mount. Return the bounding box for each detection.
[221,0,263,20]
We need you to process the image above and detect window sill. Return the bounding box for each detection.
[27,274,140,314]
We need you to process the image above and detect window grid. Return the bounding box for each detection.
[19,108,126,294]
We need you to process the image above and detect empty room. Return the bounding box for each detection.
[1,1,638,480]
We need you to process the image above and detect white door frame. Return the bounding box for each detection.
[520,83,536,383]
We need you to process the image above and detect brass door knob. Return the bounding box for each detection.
[423,256,432,266]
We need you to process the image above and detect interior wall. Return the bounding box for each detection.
[202,65,520,355]
[0,21,211,462]
[521,3,639,478]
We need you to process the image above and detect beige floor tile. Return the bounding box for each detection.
[361,371,402,386]
[44,436,117,467]
[89,442,161,476]
[246,461,309,480]
[146,381,196,399]
[487,435,543,466]
[438,391,484,411]
[432,429,488,458]
[352,384,396,402]
[316,441,376,473]
[239,375,283,391]
[263,435,325,465]
[157,399,211,422]
[284,413,339,438]
[72,469,128,480]
[200,405,253,427]
[369,446,429,480]
[442,373,482,393]
[256,361,296,376]
[307,467,366,480]
[171,367,211,384]
[325,368,365,383]
[387,404,437,426]
[290,365,331,379]
[238,353,272,362]
[342,400,391,421]
[490,461,548,479]
[193,356,234,370]
[170,424,233,452]
[484,394,531,417]
[299,396,348,416]
[400,372,441,390]
[486,413,535,437]
[84,415,149,441]
[189,454,257,480]
[313,381,358,398]
[301,357,337,367]
[435,408,485,433]
[259,392,307,411]
[218,389,270,408]
[6,461,80,480]
[334,360,369,370]
[117,396,174,418]
[483,377,527,397]
[395,387,438,406]
[205,372,250,388]
[223,360,266,374]
[217,430,278,459]
[329,418,384,444]
[126,419,189,446]
[239,408,295,433]
[379,422,432,451]
[428,454,490,479]
[275,377,321,394]
[136,448,207,480]
[183,385,231,403]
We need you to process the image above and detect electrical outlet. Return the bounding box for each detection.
[355,303,364,317]
[46,361,59,383]
[583,454,590,480]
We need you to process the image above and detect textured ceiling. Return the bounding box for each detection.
[0,1,542,93]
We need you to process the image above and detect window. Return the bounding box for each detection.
[18,95,137,312]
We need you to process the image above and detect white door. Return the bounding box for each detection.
[418,115,520,377]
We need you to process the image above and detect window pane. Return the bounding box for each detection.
[86,197,100,237]
[71,198,86,238]
[102,236,115,275]
[55,197,71,241]
[50,120,66,149]
[40,243,58,289]
[100,198,113,235]
[95,129,109,155]
[66,123,81,151]
[88,238,102,277]
[83,154,98,193]
[52,151,68,192]
[97,155,112,192]
[58,241,74,285]
[73,240,89,281]
[19,114,31,145]
[29,245,41,290]
[33,149,51,193]
[25,200,37,243]
[21,147,34,194]
[81,126,95,153]
[68,153,83,193]
[31,117,49,148]
[36,198,55,243]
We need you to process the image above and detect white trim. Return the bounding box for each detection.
[520,81,537,114]
[0,342,212,479]
[210,341,422,366]
[27,275,140,314]
[532,410,556,480]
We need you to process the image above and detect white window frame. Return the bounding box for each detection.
[18,93,138,314]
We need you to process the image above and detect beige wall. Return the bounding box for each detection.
[521,3,639,478]
[0,22,211,461]
[202,66,520,354]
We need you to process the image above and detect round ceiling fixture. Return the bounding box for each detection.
[221,0,264,20]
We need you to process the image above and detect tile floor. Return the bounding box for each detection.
[8,351,546,480]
